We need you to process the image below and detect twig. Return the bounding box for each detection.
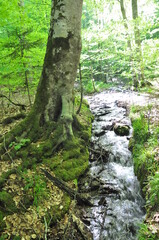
[44,216,48,240]
[3,134,13,165]
[0,93,27,109]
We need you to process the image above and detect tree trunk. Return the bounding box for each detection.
[33,0,83,138]
[132,0,144,85]
[0,0,83,151]
[119,0,138,88]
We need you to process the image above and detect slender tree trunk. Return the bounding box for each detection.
[132,0,144,85]
[24,69,32,106]
[90,67,97,92]
[19,0,32,106]
[119,0,138,88]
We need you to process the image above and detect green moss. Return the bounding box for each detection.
[128,138,135,151]
[0,169,17,189]
[80,130,91,142]
[63,148,81,160]
[0,234,8,240]
[0,210,6,232]
[55,159,89,181]
[0,191,17,213]
[114,124,130,136]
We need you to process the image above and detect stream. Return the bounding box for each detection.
[78,89,147,240]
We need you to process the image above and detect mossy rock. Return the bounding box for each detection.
[114,124,130,136]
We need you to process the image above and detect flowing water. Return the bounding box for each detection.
[78,89,147,240]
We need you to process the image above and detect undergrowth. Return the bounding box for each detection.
[130,105,159,239]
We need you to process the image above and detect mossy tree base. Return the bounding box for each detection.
[0,98,93,239]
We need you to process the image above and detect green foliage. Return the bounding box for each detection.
[9,138,30,150]
[147,172,159,210]
[80,0,159,92]
[0,0,50,100]
[0,191,17,213]
[73,179,78,187]
[131,105,159,239]
[132,114,149,144]
[138,223,157,240]
[22,172,48,207]
[0,235,8,240]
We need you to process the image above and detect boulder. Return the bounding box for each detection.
[114,123,130,136]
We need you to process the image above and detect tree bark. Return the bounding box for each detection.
[132,0,144,85]
[119,0,138,88]
[33,0,83,138]
[76,63,83,115]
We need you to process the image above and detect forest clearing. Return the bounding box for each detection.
[0,0,159,239]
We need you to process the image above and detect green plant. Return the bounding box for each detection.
[147,172,159,210]
[132,113,149,144]
[138,223,157,240]
[73,179,78,188]
[9,138,30,151]
[23,173,48,207]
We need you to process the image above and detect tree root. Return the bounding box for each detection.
[0,93,27,110]
[41,169,93,206]
[2,113,26,125]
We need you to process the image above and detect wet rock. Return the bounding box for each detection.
[115,100,127,109]
[99,185,120,195]
[95,109,111,117]
[115,100,130,115]
[102,124,113,131]
[90,180,100,190]
[94,130,105,137]
[113,123,130,136]
[98,197,107,206]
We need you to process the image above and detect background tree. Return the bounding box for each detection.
[132,0,145,85]
[0,0,50,105]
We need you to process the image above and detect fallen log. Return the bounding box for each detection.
[41,169,93,206]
